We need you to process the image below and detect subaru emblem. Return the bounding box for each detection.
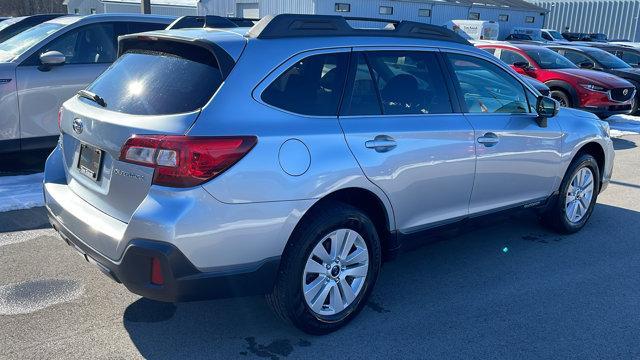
[72,118,83,134]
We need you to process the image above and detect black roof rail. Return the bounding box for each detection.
[246,14,471,45]
[167,15,259,30]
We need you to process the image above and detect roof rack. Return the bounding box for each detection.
[246,14,471,45]
[166,15,258,30]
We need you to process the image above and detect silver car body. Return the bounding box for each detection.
[44,24,614,300]
[0,14,174,153]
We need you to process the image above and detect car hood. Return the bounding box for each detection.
[553,68,634,88]
[606,68,640,82]
[559,106,600,120]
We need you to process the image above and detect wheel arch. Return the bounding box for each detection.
[545,80,579,107]
[573,141,606,181]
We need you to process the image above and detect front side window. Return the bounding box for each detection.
[447,53,530,114]
[523,47,577,69]
[262,52,349,116]
[38,23,116,64]
[362,51,453,115]
[620,51,640,66]
[499,49,530,66]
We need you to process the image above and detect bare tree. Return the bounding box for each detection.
[0,0,66,16]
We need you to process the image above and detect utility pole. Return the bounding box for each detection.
[141,0,151,14]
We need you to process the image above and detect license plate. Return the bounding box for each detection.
[78,143,103,181]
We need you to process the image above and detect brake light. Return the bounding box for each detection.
[150,257,164,286]
[119,135,257,187]
[57,107,63,132]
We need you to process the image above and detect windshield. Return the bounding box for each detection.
[586,48,631,69]
[0,17,23,32]
[547,30,564,40]
[0,22,63,61]
[524,47,577,69]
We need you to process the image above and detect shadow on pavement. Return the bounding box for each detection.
[612,137,637,150]
[0,207,50,233]
[122,203,640,359]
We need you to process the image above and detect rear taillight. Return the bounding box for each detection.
[57,107,63,132]
[120,135,257,187]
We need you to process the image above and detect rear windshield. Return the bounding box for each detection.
[84,45,223,115]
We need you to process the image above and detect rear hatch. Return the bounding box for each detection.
[59,35,236,223]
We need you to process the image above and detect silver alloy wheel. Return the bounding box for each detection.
[565,167,595,223]
[302,228,369,316]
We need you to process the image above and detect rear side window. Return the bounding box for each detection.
[84,44,223,115]
[365,51,453,115]
[262,52,349,116]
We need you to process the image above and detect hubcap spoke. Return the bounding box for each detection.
[339,278,356,304]
[329,284,344,312]
[312,244,332,264]
[344,248,367,266]
[305,258,327,275]
[310,282,332,313]
[343,264,368,278]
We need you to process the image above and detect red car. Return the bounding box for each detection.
[477,43,635,118]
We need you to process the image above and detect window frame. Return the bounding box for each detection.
[379,6,394,15]
[334,3,351,12]
[339,47,463,117]
[468,12,480,20]
[253,47,352,118]
[525,16,535,23]
[441,50,538,116]
[498,14,509,22]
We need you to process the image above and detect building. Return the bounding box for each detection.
[197,0,548,39]
[529,0,640,41]
[64,0,198,16]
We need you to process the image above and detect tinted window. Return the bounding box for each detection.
[482,48,496,55]
[365,51,452,115]
[620,51,640,66]
[562,50,595,68]
[523,47,576,69]
[84,47,223,115]
[128,22,168,33]
[584,48,631,69]
[262,53,349,116]
[345,54,381,116]
[40,23,116,64]
[499,49,529,65]
[447,53,529,114]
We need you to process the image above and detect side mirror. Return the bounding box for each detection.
[536,96,559,127]
[513,61,530,69]
[579,61,594,69]
[39,51,65,71]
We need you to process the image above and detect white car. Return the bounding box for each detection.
[0,14,174,153]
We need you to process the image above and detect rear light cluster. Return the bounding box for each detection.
[120,135,257,188]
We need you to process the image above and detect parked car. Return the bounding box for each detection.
[0,14,175,154]
[585,42,640,68]
[548,45,640,114]
[0,14,65,44]
[478,43,635,117]
[524,76,551,96]
[541,28,570,43]
[444,20,499,41]
[46,14,614,334]
[562,32,591,41]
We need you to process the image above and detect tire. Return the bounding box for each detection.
[550,90,572,108]
[541,154,600,234]
[266,202,382,334]
[631,96,639,115]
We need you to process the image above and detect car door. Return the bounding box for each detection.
[339,49,476,232]
[15,22,122,148]
[443,52,563,215]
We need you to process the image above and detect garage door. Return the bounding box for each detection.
[237,3,259,18]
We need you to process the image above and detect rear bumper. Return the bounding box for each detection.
[47,206,280,302]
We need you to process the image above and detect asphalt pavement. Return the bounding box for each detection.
[1,136,640,359]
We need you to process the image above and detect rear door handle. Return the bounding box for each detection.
[477,132,499,147]
[365,135,397,152]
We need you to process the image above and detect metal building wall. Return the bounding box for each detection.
[103,2,197,15]
[198,0,315,18]
[66,0,104,14]
[531,0,640,41]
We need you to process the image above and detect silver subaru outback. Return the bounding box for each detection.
[44,15,614,334]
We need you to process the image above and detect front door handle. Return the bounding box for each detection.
[365,135,397,153]
[477,132,499,147]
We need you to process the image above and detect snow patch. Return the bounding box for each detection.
[606,114,640,137]
[0,173,44,212]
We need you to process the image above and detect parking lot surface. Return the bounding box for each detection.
[1,136,639,359]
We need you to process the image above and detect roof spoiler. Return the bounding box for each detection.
[246,14,471,45]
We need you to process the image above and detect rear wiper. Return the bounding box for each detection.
[77,89,107,107]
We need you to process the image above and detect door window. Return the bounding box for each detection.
[262,52,349,116]
[37,23,117,65]
[363,51,453,115]
[499,49,529,66]
[345,53,382,116]
[562,50,594,68]
[620,51,640,66]
[447,53,530,114]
